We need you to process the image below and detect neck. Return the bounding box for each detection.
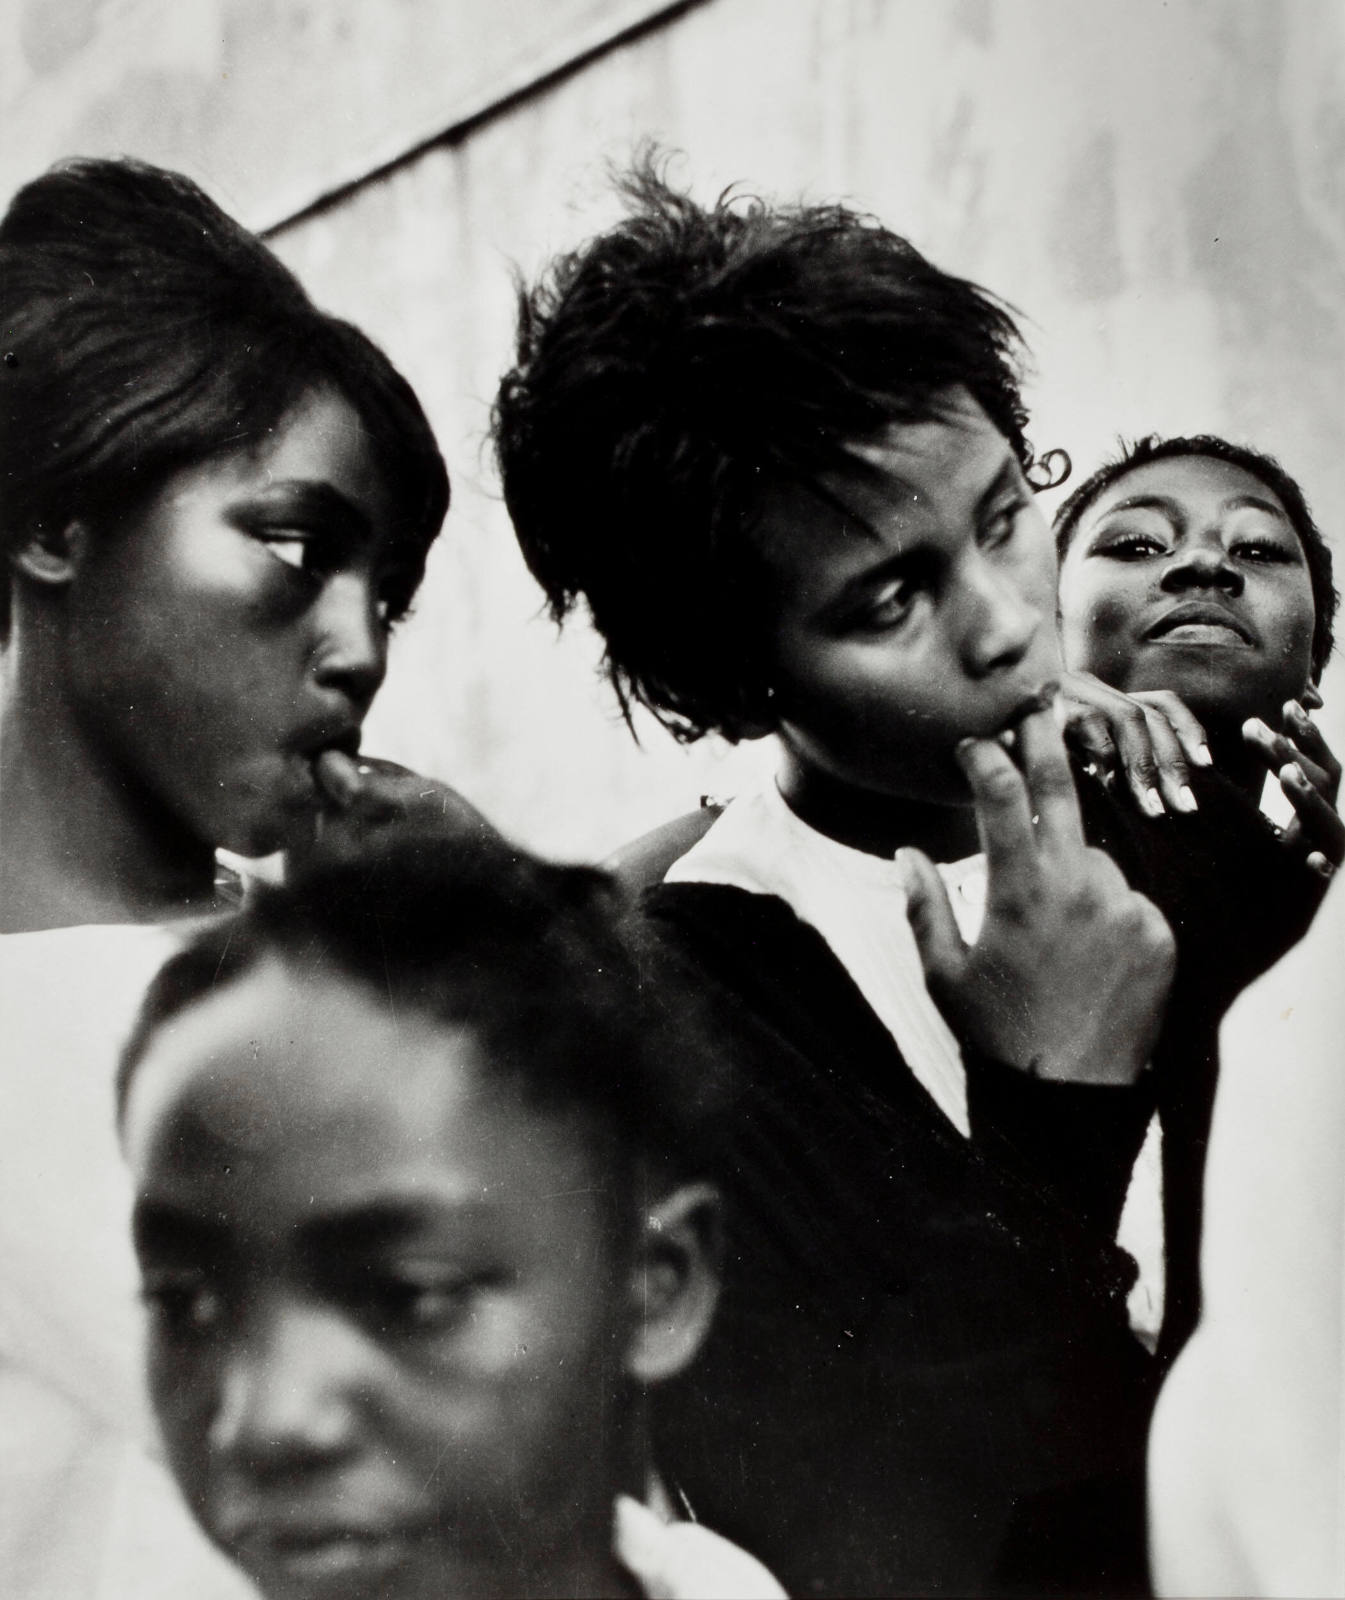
[1204,716,1270,799]
[473,1504,638,1600]
[777,750,978,861]
[1,631,218,933]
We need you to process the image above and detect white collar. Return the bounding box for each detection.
[615,1495,785,1599]
[666,779,970,1136]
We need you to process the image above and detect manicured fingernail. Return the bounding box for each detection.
[1195,743,1214,767]
[1142,786,1165,817]
[1283,762,1307,788]
[1311,855,1336,880]
[1174,785,1198,813]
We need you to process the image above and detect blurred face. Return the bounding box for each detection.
[760,388,1061,806]
[1058,455,1317,731]
[126,959,635,1600]
[63,386,414,858]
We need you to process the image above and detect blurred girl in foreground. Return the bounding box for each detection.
[0,158,451,1597]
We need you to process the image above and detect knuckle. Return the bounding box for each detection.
[978,763,1022,803]
[1078,710,1114,746]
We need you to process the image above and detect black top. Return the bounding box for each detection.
[642,766,1316,1597]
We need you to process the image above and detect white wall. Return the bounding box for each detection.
[4,0,1342,858]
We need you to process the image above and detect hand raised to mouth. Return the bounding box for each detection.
[897,698,1176,1086]
[302,750,497,860]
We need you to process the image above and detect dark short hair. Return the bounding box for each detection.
[1054,434,1337,678]
[493,158,1046,743]
[0,157,449,634]
[118,825,726,1184]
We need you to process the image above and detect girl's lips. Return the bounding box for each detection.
[239,1523,435,1595]
[1146,621,1252,646]
[1145,602,1255,644]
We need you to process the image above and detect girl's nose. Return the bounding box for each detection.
[959,567,1042,677]
[311,572,388,711]
[1160,540,1244,596]
[208,1302,366,1481]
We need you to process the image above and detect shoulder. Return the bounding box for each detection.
[606,806,721,894]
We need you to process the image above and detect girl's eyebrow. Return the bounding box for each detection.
[1098,493,1183,525]
[1098,491,1289,527]
[230,480,373,540]
[133,1197,229,1258]
[1221,492,1290,522]
[303,1194,498,1253]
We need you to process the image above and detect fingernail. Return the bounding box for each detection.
[1176,785,1198,813]
[1195,743,1214,767]
[1283,762,1306,788]
[1311,855,1336,880]
[1142,786,1165,817]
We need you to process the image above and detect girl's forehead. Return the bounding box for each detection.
[128,959,605,1219]
[127,961,468,1157]
[1088,455,1293,526]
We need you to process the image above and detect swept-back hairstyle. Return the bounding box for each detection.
[494,157,1045,742]
[0,157,449,635]
[119,824,727,1185]
[1055,434,1337,678]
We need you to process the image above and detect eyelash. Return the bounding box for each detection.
[1096,534,1296,565]
[1097,533,1168,560]
[851,579,920,634]
[979,496,1029,549]
[141,1269,228,1338]
[1231,540,1294,564]
[367,1267,486,1335]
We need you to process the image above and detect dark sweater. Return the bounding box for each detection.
[643,766,1316,1597]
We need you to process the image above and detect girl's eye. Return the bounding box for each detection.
[853,580,919,633]
[979,497,1029,549]
[253,531,323,574]
[1095,532,1168,560]
[141,1269,226,1337]
[367,1265,481,1335]
[1232,540,1295,564]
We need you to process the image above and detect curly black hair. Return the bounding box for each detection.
[494,157,1047,743]
[1054,434,1336,678]
[118,822,727,1185]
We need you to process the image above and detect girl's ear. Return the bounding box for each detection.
[623,1180,723,1386]
[10,520,89,588]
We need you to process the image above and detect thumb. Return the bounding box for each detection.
[896,847,968,993]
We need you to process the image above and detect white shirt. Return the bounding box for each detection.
[616,1495,786,1598]
[0,923,255,1600]
[669,794,1162,1344]
[667,779,970,1136]
[1148,875,1345,1597]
